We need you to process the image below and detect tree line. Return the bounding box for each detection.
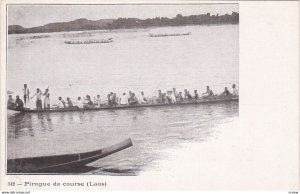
[8,12,239,34]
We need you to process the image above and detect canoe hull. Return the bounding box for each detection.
[7,138,133,174]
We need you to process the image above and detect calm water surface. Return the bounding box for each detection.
[7,25,238,175]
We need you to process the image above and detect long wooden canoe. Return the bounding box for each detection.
[8,96,238,114]
[65,38,113,44]
[7,138,133,174]
[149,32,191,37]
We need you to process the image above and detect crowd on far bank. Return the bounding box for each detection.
[7,84,238,111]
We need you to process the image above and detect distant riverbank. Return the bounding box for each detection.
[8,12,239,34]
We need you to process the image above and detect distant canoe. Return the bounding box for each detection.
[149,32,191,37]
[8,95,238,114]
[65,38,113,44]
[7,90,14,95]
[7,138,133,174]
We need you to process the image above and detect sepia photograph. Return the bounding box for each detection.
[6,3,239,175]
[1,1,299,191]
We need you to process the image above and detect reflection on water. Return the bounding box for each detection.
[8,113,55,138]
[7,101,238,175]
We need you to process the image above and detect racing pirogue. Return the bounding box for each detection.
[8,95,238,114]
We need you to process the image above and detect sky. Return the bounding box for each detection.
[8,4,238,28]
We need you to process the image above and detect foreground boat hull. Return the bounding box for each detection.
[7,138,133,174]
[8,96,238,114]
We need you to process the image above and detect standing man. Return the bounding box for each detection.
[44,93,50,110]
[23,84,30,108]
[30,88,43,110]
[43,87,50,109]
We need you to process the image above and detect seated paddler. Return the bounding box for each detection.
[202,86,214,97]
[84,95,94,108]
[7,95,16,109]
[220,87,232,96]
[15,95,24,110]
[66,97,74,109]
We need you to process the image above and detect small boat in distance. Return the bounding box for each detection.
[149,32,191,37]
[64,38,113,44]
[7,138,133,174]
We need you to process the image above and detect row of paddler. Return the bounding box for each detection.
[7,84,238,110]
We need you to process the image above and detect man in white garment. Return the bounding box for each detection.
[232,84,239,96]
[120,93,129,105]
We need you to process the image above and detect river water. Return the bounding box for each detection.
[7,24,238,175]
